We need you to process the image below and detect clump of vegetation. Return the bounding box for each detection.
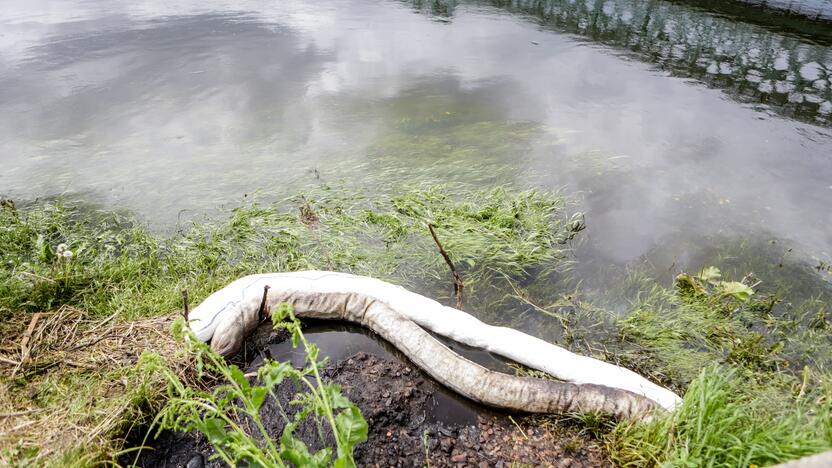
[609,365,832,467]
[141,304,367,467]
[0,185,580,318]
[3,186,831,467]
[506,260,832,466]
[604,268,832,466]
[0,185,579,465]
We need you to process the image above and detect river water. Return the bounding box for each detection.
[2,0,831,306]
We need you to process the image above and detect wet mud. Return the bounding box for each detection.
[127,324,609,467]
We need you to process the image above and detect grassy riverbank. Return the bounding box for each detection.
[0,185,580,465]
[1,186,830,466]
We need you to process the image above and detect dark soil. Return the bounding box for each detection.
[127,326,610,467]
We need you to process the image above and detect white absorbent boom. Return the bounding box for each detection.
[189,271,681,419]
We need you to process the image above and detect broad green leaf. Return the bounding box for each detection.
[251,386,268,410]
[259,360,291,389]
[202,418,227,445]
[280,429,326,467]
[698,266,722,283]
[334,454,357,468]
[228,365,250,390]
[311,448,334,465]
[323,384,352,409]
[718,281,754,301]
[290,327,300,348]
[36,234,55,263]
[335,406,368,449]
[676,273,707,296]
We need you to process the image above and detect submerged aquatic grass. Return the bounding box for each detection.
[604,271,832,466]
[0,184,580,320]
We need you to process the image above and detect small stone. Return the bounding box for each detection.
[186,454,204,468]
[386,431,393,437]
[450,453,467,463]
[440,437,454,453]
[558,457,575,468]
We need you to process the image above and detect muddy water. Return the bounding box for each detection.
[1,1,831,332]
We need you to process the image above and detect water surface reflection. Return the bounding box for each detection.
[1,0,831,310]
[446,0,832,126]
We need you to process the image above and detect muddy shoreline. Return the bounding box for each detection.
[127,325,608,467]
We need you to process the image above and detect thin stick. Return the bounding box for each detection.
[508,415,529,440]
[0,409,40,418]
[428,224,464,309]
[181,290,190,321]
[257,285,271,321]
[0,356,21,366]
[13,313,42,377]
[85,309,120,335]
[20,313,41,358]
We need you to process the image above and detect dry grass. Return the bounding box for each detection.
[0,307,187,466]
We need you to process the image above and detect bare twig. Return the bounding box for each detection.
[257,285,271,321]
[182,289,190,321]
[498,270,569,330]
[14,313,42,377]
[508,415,529,440]
[0,409,41,418]
[8,419,37,433]
[64,360,98,370]
[85,309,120,335]
[0,356,21,366]
[67,327,133,353]
[428,224,464,309]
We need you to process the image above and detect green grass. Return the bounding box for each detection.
[2,185,831,467]
[507,264,832,467]
[0,185,581,465]
[603,273,832,467]
[0,185,580,321]
[608,366,832,467]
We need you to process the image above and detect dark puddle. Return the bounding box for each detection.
[126,321,607,467]
[249,321,520,426]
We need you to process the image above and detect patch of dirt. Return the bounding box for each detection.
[335,353,608,467]
[128,328,609,467]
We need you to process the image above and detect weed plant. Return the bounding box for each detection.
[140,304,367,467]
